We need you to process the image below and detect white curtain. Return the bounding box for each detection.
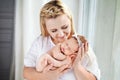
[77,0,120,80]
[15,0,49,80]
[77,0,97,47]
[112,0,120,80]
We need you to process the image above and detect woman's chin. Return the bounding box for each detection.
[58,40,65,43]
[58,38,67,42]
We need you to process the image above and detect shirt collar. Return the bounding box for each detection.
[48,36,55,46]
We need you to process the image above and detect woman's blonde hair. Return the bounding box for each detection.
[40,0,75,37]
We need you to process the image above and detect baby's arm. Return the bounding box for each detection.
[36,53,71,72]
[36,54,49,72]
[36,44,62,72]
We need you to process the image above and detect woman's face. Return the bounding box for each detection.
[45,14,71,44]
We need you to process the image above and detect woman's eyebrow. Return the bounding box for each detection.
[61,24,66,27]
[51,28,56,30]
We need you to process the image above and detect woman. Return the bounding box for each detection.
[23,0,100,80]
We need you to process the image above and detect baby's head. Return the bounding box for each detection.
[60,35,81,56]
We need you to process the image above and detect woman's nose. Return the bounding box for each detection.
[58,30,64,37]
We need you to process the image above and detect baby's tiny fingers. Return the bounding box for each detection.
[43,64,53,73]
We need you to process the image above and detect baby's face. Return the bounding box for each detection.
[60,37,79,55]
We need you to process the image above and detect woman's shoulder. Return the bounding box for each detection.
[31,35,50,47]
[34,35,49,43]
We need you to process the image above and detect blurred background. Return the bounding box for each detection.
[0,0,120,80]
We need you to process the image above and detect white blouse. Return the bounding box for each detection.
[24,35,100,80]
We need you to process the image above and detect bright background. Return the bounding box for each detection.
[14,0,120,80]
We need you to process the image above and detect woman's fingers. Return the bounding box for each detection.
[57,65,68,72]
[84,42,88,53]
[73,47,82,65]
[81,44,85,58]
[57,65,69,76]
[73,44,85,67]
[78,43,87,59]
[77,35,89,53]
[59,68,70,76]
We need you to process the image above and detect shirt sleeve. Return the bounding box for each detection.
[82,46,101,80]
[24,36,42,67]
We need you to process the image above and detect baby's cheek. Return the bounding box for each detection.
[54,52,66,60]
[64,50,71,55]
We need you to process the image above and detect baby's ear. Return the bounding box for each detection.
[77,35,87,43]
[69,54,77,63]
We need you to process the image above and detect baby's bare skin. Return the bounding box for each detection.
[49,44,66,60]
[36,44,72,72]
[36,37,79,72]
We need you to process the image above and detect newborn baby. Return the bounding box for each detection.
[36,35,81,72]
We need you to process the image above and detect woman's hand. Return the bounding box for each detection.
[72,35,89,69]
[77,35,88,53]
[42,64,70,80]
[72,45,96,80]
[24,64,70,80]
[72,45,84,69]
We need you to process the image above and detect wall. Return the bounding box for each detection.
[0,0,15,80]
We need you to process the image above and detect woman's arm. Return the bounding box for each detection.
[23,67,46,80]
[24,38,71,80]
[73,64,96,80]
[73,47,97,80]
[23,64,70,80]
[73,35,99,80]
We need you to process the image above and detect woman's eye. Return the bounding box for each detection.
[62,26,68,29]
[51,29,57,33]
